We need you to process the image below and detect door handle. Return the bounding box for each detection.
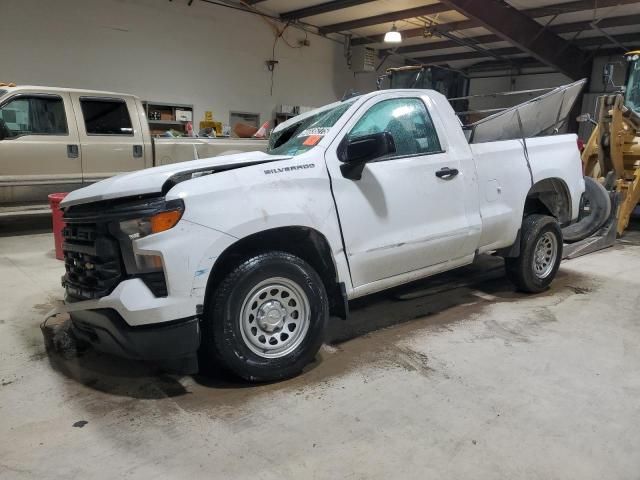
[133,145,143,158]
[435,167,459,179]
[67,144,79,159]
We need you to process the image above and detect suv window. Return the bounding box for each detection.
[348,98,441,157]
[80,98,133,135]
[0,95,68,139]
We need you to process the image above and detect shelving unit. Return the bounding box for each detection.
[142,101,194,137]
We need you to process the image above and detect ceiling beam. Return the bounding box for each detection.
[318,4,451,35]
[352,19,475,45]
[410,34,638,64]
[465,58,546,72]
[392,13,640,55]
[524,0,640,17]
[351,0,640,45]
[464,46,625,73]
[552,13,640,34]
[437,0,590,79]
[413,47,523,64]
[280,0,377,20]
[395,34,501,55]
[576,32,640,48]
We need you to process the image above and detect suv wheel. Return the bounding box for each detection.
[201,252,328,382]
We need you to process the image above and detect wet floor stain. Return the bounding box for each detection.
[567,285,591,294]
[27,254,602,425]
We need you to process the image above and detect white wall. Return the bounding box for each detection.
[467,72,571,111]
[466,54,630,136]
[1,0,355,128]
[350,56,406,94]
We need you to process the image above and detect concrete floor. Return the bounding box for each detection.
[1,218,639,479]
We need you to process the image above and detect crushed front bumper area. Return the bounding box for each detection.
[69,308,200,363]
[43,289,202,373]
[50,195,236,372]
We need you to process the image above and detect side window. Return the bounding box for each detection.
[80,98,133,135]
[348,98,442,157]
[0,95,67,139]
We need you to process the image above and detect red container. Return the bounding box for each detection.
[48,192,68,260]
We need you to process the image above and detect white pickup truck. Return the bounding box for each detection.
[48,89,584,381]
[0,84,266,215]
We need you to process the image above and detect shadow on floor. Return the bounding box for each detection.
[39,252,596,400]
[0,214,52,237]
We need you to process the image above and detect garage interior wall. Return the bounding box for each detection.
[467,73,572,112]
[1,0,357,127]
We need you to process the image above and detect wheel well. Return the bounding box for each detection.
[204,226,347,319]
[524,178,572,224]
[499,178,572,259]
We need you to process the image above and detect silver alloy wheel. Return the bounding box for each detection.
[239,277,310,358]
[532,231,557,279]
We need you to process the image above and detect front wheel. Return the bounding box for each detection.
[505,214,562,293]
[201,252,328,382]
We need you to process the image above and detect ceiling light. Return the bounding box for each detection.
[384,24,402,43]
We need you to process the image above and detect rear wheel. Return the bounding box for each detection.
[201,252,328,382]
[505,214,562,293]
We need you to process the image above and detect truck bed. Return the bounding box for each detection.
[153,137,268,166]
[470,134,584,252]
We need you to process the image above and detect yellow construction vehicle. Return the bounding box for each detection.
[581,50,640,236]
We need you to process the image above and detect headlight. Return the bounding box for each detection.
[119,217,152,239]
[119,208,183,240]
[117,202,184,274]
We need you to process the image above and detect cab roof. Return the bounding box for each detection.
[0,84,137,98]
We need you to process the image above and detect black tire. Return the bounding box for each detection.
[562,176,611,243]
[505,214,562,293]
[201,251,328,382]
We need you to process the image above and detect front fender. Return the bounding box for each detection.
[166,160,349,298]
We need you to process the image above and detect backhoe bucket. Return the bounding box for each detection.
[562,192,620,259]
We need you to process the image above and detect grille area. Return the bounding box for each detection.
[62,222,123,300]
[61,196,177,300]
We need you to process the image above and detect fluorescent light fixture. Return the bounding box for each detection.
[384,24,402,43]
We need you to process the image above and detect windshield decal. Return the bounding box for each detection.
[297,127,331,138]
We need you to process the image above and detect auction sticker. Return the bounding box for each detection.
[303,135,322,146]
[297,127,330,138]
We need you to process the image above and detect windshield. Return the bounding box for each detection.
[268,100,355,156]
[625,55,640,114]
[389,69,433,89]
[0,90,6,99]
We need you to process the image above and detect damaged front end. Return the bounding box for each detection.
[61,195,183,300]
[44,195,201,372]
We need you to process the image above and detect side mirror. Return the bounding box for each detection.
[339,131,395,180]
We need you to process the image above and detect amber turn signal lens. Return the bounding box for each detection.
[151,209,182,233]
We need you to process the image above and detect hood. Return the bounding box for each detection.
[61,151,291,207]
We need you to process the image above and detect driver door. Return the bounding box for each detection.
[326,95,471,289]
